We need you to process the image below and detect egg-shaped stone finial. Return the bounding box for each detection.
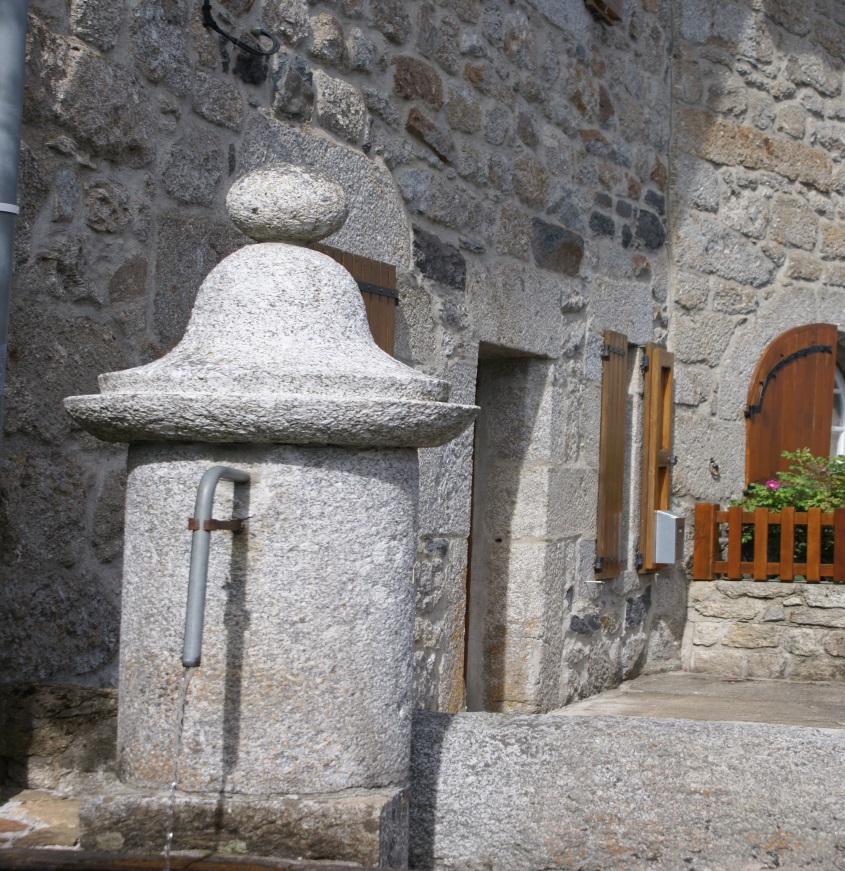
[226,163,349,243]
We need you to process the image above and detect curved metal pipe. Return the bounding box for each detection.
[182,465,250,667]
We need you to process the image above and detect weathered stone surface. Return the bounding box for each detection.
[413,227,466,289]
[81,787,408,867]
[131,0,191,95]
[785,251,823,281]
[825,631,845,657]
[789,607,845,628]
[25,21,156,167]
[163,127,224,207]
[272,54,315,122]
[803,585,845,609]
[676,108,836,192]
[693,597,761,621]
[411,711,845,871]
[348,26,377,72]
[531,218,583,276]
[496,205,532,260]
[723,623,781,648]
[445,84,481,134]
[392,56,444,109]
[820,221,845,259]
[372,0,413,44]
[313,70,367,142]
[227,163,348,243]
[0,685,118,792]
[84,180,130,233]
[785,53,842,97]
[672,311,738,366]
[406,108,455,163]
[310,12,348,68]
[768,195,817,250]
[512,155,549,209]
[673,212,775,287]
[192,71,243,131]
[692,622,722,646]
[69,0,122,51]
[262,0,310,46]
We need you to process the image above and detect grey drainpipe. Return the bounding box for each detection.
[0,1,29,439]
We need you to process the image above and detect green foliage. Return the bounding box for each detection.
[731,450,845,567]
[732,449,845,513]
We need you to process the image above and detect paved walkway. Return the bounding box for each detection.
[548,670,845,729]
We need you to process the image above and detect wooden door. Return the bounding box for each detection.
[745,324,838,486]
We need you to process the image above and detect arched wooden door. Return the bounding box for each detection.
[745,323,838,486]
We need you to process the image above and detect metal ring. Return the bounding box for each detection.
[0,203,20,215]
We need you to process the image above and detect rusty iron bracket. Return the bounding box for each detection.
[188,517,246,532]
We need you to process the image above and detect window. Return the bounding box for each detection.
[832,367,845,456]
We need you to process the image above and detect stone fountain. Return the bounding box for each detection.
[65,163,477,868]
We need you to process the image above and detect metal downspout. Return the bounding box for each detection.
[182,465,250,668]
[0,0,29,439]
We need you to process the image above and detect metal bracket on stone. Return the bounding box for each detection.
[601,342,626,359]
[201,0,280,56]
[188,517,246,532]
[640,353,649,373]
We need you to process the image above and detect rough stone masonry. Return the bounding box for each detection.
[3,0,845,793]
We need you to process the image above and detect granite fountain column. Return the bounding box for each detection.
[65,164,476,867]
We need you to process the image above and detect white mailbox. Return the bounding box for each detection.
[654,510,685,565]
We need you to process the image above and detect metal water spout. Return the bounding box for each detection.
[182,465,250,668]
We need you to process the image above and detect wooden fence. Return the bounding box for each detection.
[693,503,845,582]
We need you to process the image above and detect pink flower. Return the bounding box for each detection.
[765,480,780,489]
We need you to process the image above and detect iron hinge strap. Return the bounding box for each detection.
[745,344,833,418]
[188,517,246,532]
[357,280,399,301]
[601,342,626,359]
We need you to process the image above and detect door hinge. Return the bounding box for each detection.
[601,342,626,359]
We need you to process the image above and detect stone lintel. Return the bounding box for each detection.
[80,787,408,869]
[676,108,837,193]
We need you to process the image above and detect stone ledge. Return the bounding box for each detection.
[80,787,408,869]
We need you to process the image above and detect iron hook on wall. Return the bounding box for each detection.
[201,0,280,56]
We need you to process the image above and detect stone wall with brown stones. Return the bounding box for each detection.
[683,581,845,679]
[669,0,845,520]
[2,0,679,724]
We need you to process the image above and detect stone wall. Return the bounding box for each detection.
[3,0,678,717]
[0,685,118,793]
[683,580,845,679]
[669,0,845,521]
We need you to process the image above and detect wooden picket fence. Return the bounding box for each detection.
[693,503,845,582]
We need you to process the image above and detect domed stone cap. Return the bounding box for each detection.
[226,163,348,243]
[65,163,477,448]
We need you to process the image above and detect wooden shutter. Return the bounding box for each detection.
[745,324,837,486]
[308,242,397,355]
[639,343,674,573]
[595,331,628,579]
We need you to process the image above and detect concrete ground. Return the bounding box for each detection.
[549,670,845,729]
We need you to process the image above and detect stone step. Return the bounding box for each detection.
[410,707,845,870]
